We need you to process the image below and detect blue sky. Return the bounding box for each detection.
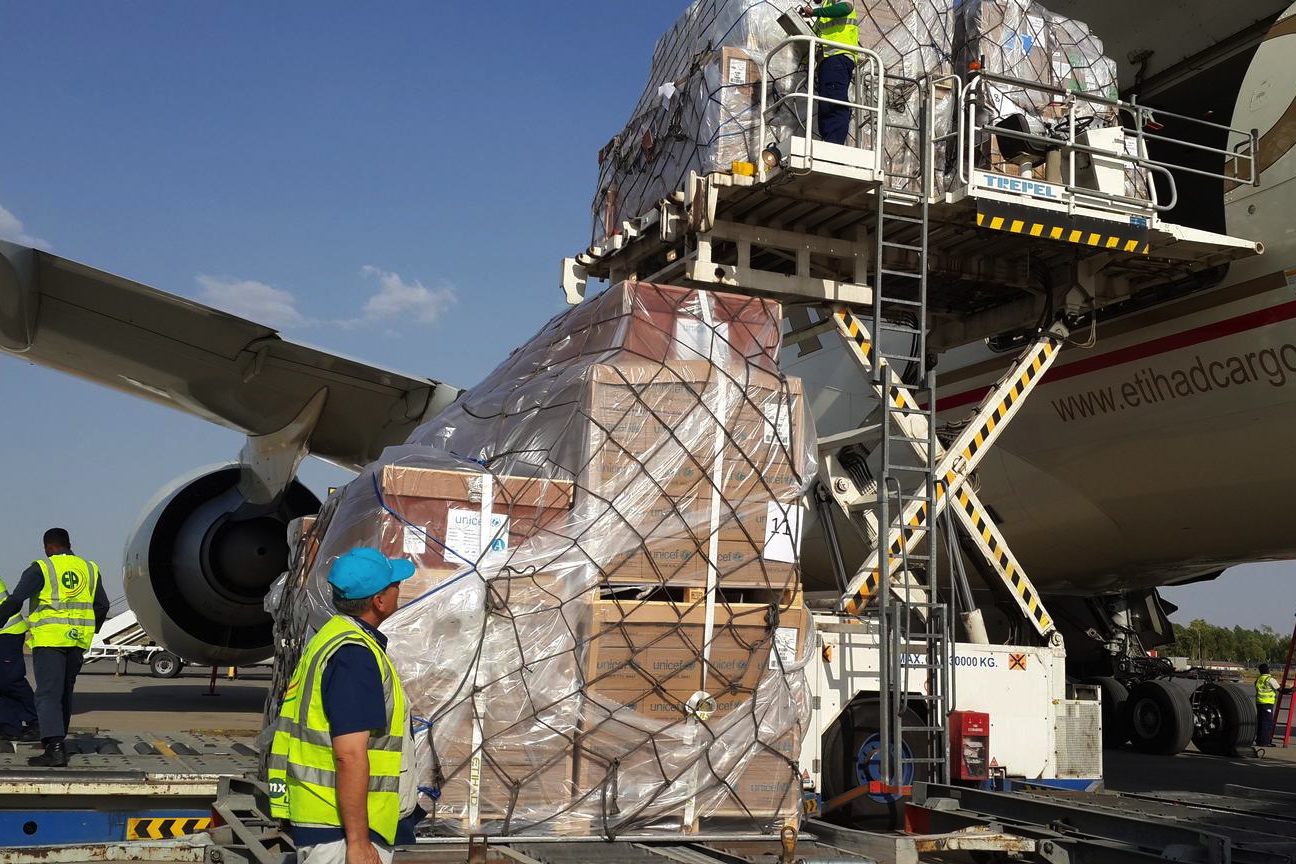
[0,2,1290,637]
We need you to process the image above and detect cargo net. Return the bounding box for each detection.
[266,282,817,838]
[590,0,962,244]
[591,0,1148,244]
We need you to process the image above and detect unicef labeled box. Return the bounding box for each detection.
[377,465,574,604]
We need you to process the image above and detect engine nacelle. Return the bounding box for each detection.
[124,464,320,666]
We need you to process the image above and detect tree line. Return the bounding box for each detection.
[1162,619,1291,665]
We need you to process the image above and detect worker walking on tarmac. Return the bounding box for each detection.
[0,528,109,766]
[1255,662,1281,747]
[0,574,38,742]
[267,547,419,864]
[800,2,860,145]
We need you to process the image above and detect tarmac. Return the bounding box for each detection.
[60,664,1296,795]
[71,661,271,735]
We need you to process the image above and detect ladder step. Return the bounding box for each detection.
[878,268,922,279]
[879,322,922,335]
[881,213,925,224]
[900,725,948,733]
[876,295,924,307]
[881,240,924,252]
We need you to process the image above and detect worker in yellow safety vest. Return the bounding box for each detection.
[0,528,109,767]
[1255,662,1281,747]
[0,574,38,742]
[268,547,419,864]
[800,2,861,144]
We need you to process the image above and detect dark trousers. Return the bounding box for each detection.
[1256,702,1275,746]
[32,646,84,740]
[816,54,855,145]
[0,634,36,734]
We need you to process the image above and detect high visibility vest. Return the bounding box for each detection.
[266,615,409,845]
[0,577,28,637]
[30,555,99,649]
[817,9,860,59]
[1256,673,1279,705]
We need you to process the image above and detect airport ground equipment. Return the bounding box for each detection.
[565,31,1262,794]
[0,731,256,848]
[84,610,186,678]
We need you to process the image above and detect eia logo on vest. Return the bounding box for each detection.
[59,570,85,594]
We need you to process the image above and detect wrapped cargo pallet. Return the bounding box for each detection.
[590,0,969,242]
[265,281,817,837]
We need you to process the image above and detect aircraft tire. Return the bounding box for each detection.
[1192,682,1256,757]
[1084,676,1130,748]
[820,698,930,828]
[150,651,184,679]
[1125,679,1193,755]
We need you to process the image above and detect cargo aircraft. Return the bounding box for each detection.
[1,1,1293,757]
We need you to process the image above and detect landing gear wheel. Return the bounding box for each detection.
[1192,682,1256,756]
[820,699,930,828]
[1084,676,1130,748]
[150,651,183,679]
[1125,679,1193,755]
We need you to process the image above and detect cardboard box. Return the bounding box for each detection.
[428,741,578,828]
[708,731,802,820]
[582,597,808,709]
[377,465,574,604]
[580,363,805,588]
[537,283,783,371]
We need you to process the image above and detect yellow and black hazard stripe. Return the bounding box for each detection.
[953,488,1052,634]
[976,199,1149,254]
[840,336,1060,616]
[126,816,211,839]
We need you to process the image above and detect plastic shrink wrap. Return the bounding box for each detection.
[590,0,1140,240]
[267,281,818,837]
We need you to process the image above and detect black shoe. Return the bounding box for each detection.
[18,725,39,742]
[27,740,67,767]
[0,729,19,742]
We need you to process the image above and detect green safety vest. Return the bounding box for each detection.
[30,555,99,649]
[817,10,860,59]
[1256,673,1278,705]
[266,615,409,845]
[0,577,28,637]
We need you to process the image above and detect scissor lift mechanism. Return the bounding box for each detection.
[565,38,1262,807]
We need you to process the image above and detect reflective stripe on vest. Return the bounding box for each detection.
[0,579,27,637]
[30,556,98,649]
[816,13,860,58]
[266,615,407,844]
[1256,674,1278,705]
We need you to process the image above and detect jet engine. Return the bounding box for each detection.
[124,464,320,666]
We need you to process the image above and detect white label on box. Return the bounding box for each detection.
[727,58,748,86]
[763,501,803,563]
[762,401,792,447]
[770,626,799,670]
[676,318,730,363]
[444,508,509,562]
[402,525,426,555]
[1285,267,1296,289]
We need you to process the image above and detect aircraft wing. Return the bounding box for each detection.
[0,240,462,472]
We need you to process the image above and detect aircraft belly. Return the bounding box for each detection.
[974,295,1296,593]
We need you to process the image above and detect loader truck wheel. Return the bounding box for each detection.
[821,698,929,828]
[1084,676,1131,748]
[150,651,184,679]
[1125,679,1193,755]
[1191,682,1256,757]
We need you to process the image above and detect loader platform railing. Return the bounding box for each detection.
[757,36,886,181]
[957,70,1260,219]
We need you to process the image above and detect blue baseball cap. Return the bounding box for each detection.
[327,547,416,600]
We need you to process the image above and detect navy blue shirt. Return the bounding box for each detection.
[291,616,392,848]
